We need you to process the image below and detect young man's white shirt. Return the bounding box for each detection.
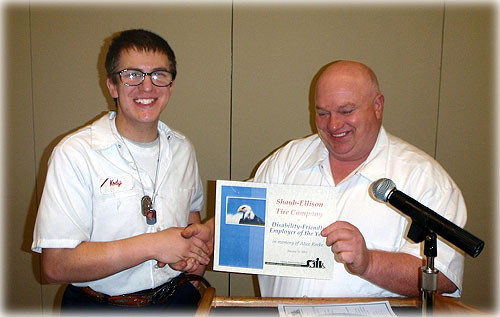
[32,112,204,296]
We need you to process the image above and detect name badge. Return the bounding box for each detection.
[99,175,133,194]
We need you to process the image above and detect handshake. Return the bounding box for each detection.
[157,218,215,273]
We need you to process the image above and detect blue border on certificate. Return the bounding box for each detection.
[219,185,266,269]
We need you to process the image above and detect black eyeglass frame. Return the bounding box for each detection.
[114,68,174,87]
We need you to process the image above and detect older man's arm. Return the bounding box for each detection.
[322,221,457,296]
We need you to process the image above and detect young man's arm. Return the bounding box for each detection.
[42,224,210,284]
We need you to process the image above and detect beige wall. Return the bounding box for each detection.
[4,1,495,314]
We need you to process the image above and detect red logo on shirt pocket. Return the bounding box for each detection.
[99,175,133,194]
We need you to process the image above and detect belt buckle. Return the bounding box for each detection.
[151,279,177,304]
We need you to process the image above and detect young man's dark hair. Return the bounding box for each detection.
[105,29,177,84]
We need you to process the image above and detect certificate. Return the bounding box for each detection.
[213,180,337,279]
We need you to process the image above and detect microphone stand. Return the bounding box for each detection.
[421,232,438,316]
[406,222,438,316]
[371,179,485,315]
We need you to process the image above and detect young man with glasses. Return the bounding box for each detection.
[32,29,212,312]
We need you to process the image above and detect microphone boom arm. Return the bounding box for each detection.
[387,189,484,258]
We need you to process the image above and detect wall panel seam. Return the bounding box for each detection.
[27,2,45,311]
[435,2,447,160]
[228,0,235,297]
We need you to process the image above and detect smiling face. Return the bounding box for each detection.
[315,61,384,166]
[106,48,174,141]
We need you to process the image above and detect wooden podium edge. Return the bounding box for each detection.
[212,295,419,307]
[195,288,484,316]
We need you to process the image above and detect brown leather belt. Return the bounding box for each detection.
[79,274,210,307]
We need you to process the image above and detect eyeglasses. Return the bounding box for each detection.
[115,69,173,87]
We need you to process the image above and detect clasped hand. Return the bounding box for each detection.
[156,223,214,273]
[154,226,212,272]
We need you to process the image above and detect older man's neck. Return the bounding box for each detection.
[329,155,367,185]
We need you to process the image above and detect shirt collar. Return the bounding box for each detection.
[301,135,330,169]
[355,127,390,182]
[90,111,184,151]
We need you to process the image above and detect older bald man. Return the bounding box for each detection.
[254,60,466,298]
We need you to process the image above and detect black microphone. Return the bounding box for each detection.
[371,178,484,258]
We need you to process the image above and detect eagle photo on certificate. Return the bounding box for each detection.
[227,204,265,226]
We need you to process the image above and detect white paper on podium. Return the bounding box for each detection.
[278,301,396,316]
[213,180,338,279]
